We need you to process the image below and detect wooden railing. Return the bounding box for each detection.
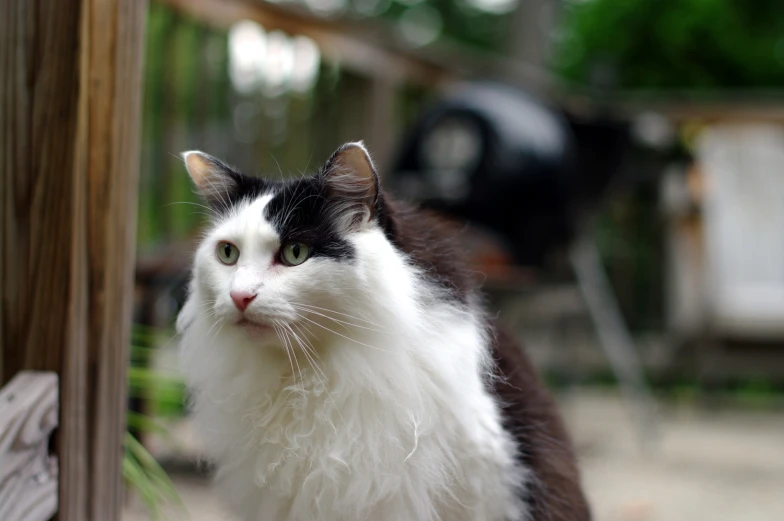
[0,372,59,521]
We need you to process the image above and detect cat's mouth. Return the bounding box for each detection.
[236,317,274,335]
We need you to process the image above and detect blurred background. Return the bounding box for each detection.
[123,1,784,520]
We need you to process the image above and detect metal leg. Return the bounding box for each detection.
[570,236,660,451]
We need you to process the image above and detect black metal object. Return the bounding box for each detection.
[389,82,630,266]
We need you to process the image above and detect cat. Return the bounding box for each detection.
[177,142,591,521]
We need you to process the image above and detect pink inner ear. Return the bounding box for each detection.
[183,151,215,190]
[181,151,239,207]
[332,144,375,186]
[323,143,380,223]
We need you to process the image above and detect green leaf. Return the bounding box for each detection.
[126,411,181,445]
[123,450,164,521]
[125,433,185,509]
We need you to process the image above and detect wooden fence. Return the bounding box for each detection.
[0,372,59,521]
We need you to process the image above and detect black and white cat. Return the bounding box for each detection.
[177,142,590,521]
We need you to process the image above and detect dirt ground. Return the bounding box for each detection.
[122,390,784,521]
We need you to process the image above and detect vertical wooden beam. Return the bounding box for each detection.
[0,1,146,520]
[506,0,558,97]
[1,0,83,388]
[336,71,396,169]
[86,2,147,519]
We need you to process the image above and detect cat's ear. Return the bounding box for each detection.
[321,141,380,227]
[181,151,240,209]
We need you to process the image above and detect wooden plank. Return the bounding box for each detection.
[0,0,86,516]
[0,1,147,520]
[504,0,556,99]
[0,372,59,521]
[365,75,397,173]
[0,0,83,388]
[562,91,784,123]
[158,0,456,85]
[84,1,147,518]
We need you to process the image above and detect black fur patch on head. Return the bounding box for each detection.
[188,155,355,262]
[263,177,355,261]
[190,149,474,296]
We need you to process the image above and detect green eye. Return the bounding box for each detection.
[280,242,310,266]
[216,241,240,265]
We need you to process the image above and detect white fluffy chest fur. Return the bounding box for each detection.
[178,227,527,521]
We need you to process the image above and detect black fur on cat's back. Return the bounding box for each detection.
[376,194,477,304]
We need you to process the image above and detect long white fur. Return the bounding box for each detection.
[178,191,528,521]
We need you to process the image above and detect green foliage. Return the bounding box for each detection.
[124,326,187,519]
[124,431,184,520]
[554,0,784,89]
[128,362,187,418]
[129,330,187,418]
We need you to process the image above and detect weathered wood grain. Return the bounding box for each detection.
[0,372,59,521]
[84,1,148,519]
[1,2,147,520]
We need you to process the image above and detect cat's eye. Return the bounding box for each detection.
[280,242,310,266]
[216,241,240,265]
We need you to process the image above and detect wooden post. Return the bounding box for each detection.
[0,1,146,520]
[505,0,558,97]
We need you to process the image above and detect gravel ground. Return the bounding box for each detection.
[123,390,784,521]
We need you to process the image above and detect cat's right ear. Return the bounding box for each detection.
[181,151,239,210]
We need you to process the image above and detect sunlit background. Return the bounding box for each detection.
[126,1,784,520]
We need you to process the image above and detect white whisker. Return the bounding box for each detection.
[292,312,391,354]
[274,321,302,389]
[290,302,383,328]
[291,305,384,333]
[282,321,345,431]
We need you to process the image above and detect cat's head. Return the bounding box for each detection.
[180,142,391,343]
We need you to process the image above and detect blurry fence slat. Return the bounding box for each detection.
[0,372,59,521]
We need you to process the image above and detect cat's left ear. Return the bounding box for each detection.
[321,141,380,227]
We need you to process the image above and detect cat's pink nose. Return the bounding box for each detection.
[230,290,256,312]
